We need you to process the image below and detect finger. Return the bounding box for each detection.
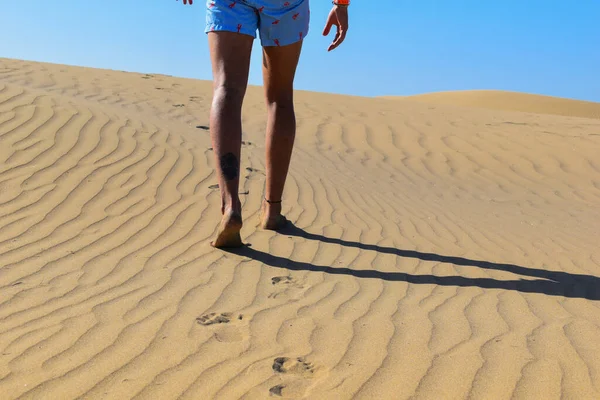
[327,22,340,50]
[322,18,334,36]
[328,30,346,51]
[327,30,341,51]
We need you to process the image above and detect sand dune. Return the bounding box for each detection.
[1,57,599,400]
[383,90,600,120]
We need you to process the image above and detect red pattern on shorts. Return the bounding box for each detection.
[208,1,307,46]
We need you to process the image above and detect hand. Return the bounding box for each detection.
[322,5,349,51]
[176,0,193,4]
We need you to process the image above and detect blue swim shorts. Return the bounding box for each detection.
[205,0,310,47]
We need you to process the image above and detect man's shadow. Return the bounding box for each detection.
[224,223,600,300]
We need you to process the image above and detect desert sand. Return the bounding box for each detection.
[0,57,599,400]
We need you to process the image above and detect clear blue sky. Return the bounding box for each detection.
[1,1,599,101]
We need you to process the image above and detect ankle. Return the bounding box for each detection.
[222,198,241,215]
[264,197,282,205]
[263,198,282,215]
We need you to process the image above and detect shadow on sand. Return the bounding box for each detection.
[223,223,600,300]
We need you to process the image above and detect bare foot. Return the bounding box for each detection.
[260,200,289,231]
[211,210,243,248]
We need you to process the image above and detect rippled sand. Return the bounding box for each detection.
[1,58,599,400]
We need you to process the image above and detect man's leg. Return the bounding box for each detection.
[260,40,303,230]
[208,31,254,248]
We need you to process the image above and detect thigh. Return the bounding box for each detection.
[262,39,303,103]
[208,31,254,91]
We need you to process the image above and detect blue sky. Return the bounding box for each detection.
[1,1,599,101]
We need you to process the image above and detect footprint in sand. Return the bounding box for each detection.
[196,312,242,326]
[196,125,209,130]
[245,166,265,181]
[269,385,286,397]
[269,357,325,398]
[246,167,264,174]
[196,312,247,343]
[272,276,294,285]
[272,357,316,376]
[269,276,306,300]
[268,381,317,398]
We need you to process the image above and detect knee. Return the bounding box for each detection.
[212,83,246,108]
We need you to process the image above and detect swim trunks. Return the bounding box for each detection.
[205,0,310,47]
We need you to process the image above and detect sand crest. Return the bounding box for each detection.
[384,90,600,120]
